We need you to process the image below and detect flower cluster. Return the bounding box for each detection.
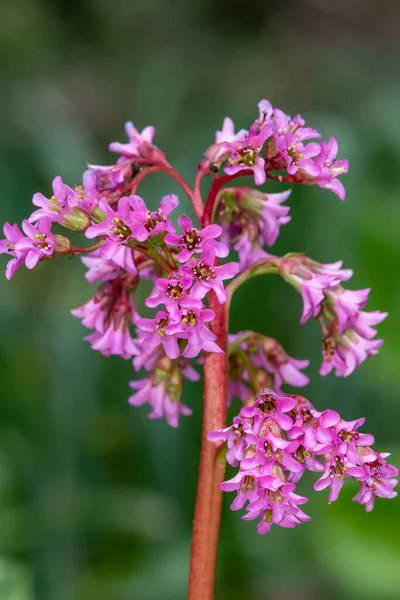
[279,256,387,376]
[208,389,398,534]
[1,99,395,542]
[203,100,348,200]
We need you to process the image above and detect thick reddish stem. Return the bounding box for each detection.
[187,292,228,600]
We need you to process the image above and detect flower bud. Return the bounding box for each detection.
[61,208,92,232]
[54,234,72,255]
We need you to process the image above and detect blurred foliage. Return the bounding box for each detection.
[0,0,400,598]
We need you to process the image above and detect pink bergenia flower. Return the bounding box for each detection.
[254,338,310,392]
[243,483,311,534]
[85,200,138,272]
[72,274,139,360]
[313,452,367,503]
[164,307,222,358]
[184,243,239,304]
[109,121,156,159]
[146,270,202,320]
[269,109,322,177]
[320,327,384,378]
[29,176,73,223]
[353,453,398,511]
[0,223,26,279]
[128,355,199,427]
[219,469,262,510]
[165,215,228,262]
[272,109,321,144]
[71,170,99,214]
[126,193,178,240]
[136,310,186,360]
[314,137,349,201]
[223,125,272,186]
[180,307,222,358]
[0,218,55,278]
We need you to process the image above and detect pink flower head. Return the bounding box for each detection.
[136,310,186,360]
[0,218,55,278]
[185,242,239,304]
[240,390,296,431]
[223,125,272,186]
[353,453,398,511]
[125,193,178,241]
[242,483,311,534]
[0,222,26,279]
[209,388,397,534]
[146,270,202,319]
[166,307,222,359]
[85,196,139,266]
[109,121,156,159]
[71,170,99,214]
[181,307,222,358]
[272,109,321,144]
[219,469,262,510]
[320,327,384,378]
[29,176,73,223]
[165,215,228,262]
[313,452,367,503]
[314,137,349,201]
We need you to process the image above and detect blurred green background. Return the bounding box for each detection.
[0,1,399,598]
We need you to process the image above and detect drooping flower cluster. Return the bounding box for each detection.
[279,256,387,376]
[208,389,398,533]
[1,99,395,536]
